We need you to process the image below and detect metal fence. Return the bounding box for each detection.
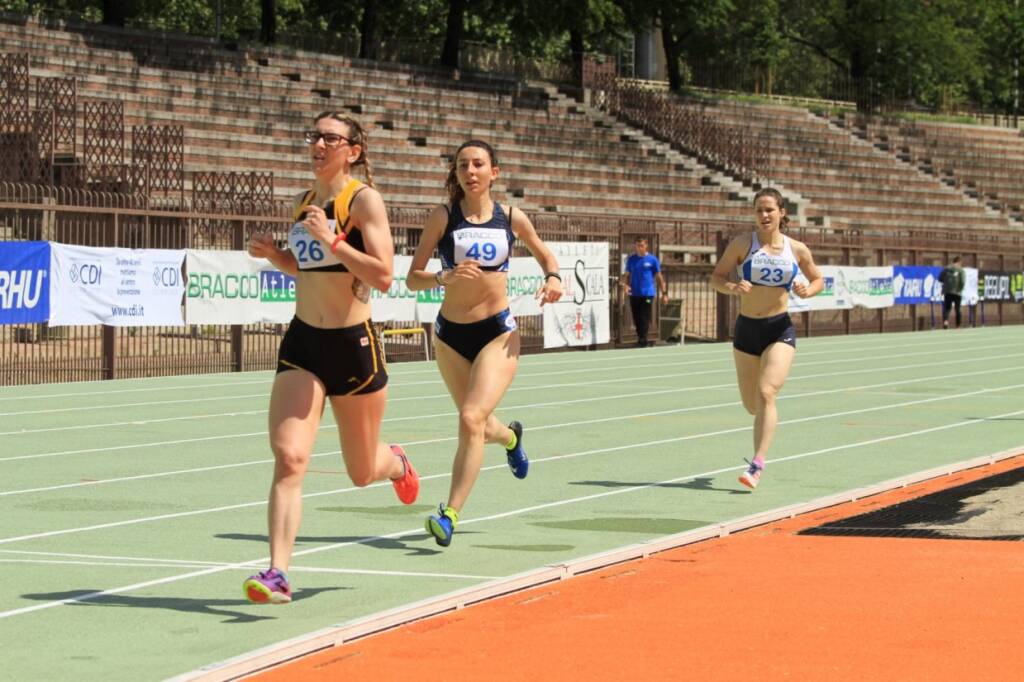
[4,183,1023,386]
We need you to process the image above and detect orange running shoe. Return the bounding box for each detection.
[390,444,419,504]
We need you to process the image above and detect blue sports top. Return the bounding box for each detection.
[624,253,661,297]
[437,201,514,272]
[738,232,799,290]
[287,179,367,272]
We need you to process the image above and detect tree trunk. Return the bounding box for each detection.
[440,0,467,69]
[569,26,585,84]
[359,0,380,60]
[261,0,277,45]
[659,18,682,91]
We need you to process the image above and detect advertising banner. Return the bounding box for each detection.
[845,266,894,308]
[185,250,296,324]
[0,241,50,325]
[1011,271,1024,303]
[892,265,942,304]
[541,242,611,348]
[49,244,185,326]
[788,266,893,312]
[370,256,441,322]
[979,271,1013,302]
[788,265,852,312]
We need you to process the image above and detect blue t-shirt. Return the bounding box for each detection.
[625,253,661,297]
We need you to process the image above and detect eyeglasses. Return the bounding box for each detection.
[303,131,353,147]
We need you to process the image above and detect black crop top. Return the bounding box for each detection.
[437,201,514,272]
[286,179,367,272]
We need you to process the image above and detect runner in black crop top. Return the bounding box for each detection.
[436,201,515,272]
[287,179,368,273]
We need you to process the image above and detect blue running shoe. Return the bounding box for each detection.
[505,421,529,479]
[425,504,459,547]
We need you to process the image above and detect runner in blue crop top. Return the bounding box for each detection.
[437,200,515,272]
[242,112,419,604]
[405,139,564,548]
[710,187,823,493]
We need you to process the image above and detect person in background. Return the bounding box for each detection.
[939,255,965,329]
[620,236,668,348]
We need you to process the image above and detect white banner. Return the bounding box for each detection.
[844,266,894,308]
[185,250,295,324]
[788,265,852,312]
[49,244,185,326]
[371,255,441,322]
[542,242,611,348]
[788,265,893,312]
[962,267,979,305]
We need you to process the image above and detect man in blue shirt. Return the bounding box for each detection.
[620,236,668,347]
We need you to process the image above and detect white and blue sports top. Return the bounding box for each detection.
[738,232,799,290]
[438,201,514,272]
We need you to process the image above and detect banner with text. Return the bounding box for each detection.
[788,266,893,312]
[844,266,894,308]
[979,271,1014,302]
[368,255,441,322]
[892,265,942,304]
[787,265,852,312]
[49,244,185,326]
[185,250,296,324]
[541,242,611,348]
[0,241,51,325]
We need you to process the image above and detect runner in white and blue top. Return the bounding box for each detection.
[710,187,824,492]
[738,232,800,291]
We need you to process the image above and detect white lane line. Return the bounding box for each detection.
[0,549,494,580]
[1,382,1019,545]
[4,351,1020,463]
[2,404,1021,621]
[1,364,1018,497]
[3,339,1016,419]
[0,559,493,580]
[0,328,986,402]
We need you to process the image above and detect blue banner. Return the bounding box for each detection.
[0,241,51,324]
[892,265,942,304]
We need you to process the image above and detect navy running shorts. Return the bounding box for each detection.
[732,312,797,356]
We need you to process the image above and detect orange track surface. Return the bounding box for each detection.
[253,456,1024,682]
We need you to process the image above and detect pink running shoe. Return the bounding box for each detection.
[390,444,419,505]
[243,568,291,604]
[739,458,763,490]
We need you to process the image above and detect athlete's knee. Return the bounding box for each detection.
[347,468,375,487]
[757,382,779,405]
[271,443,310,478]
[459,406,488,438]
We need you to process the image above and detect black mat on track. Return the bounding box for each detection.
[800,466,1024,541]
